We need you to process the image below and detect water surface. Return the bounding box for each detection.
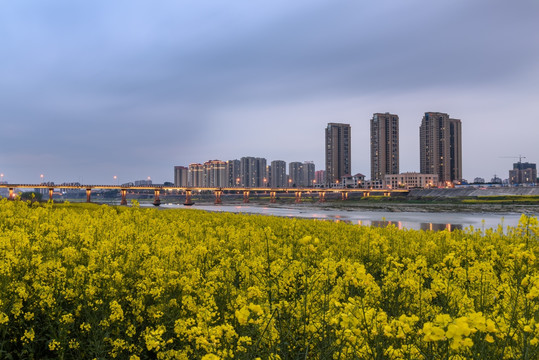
[159,203,531,231]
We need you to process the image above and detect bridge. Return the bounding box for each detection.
[0,184,409,206]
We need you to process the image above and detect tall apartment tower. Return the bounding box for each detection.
[174,166,188,187]
[203,160,226,187]
[370,113,399,180]
[226,159,241,187]
[289,162,303,187]
[325,123,351,185]
[270,160,287,188]
[302,161,315,187]
[188,163,204,187]
[240,157,267,187]
[420,112,462,184]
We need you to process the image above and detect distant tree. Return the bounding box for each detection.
[20,191,43,202]
[163,182,174,186]
[103,190,119,198]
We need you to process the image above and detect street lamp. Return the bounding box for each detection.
[0,173,3,183]
[40,174,44,184]
[113,175,118,186]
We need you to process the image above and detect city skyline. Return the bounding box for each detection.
[1,1,538,184]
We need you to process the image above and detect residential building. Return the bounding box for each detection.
[363,179,384,189]
[188,163,203,187]
[371,113,399,180]
[270,160,287,188]
[342,173,365,188]
[473,177,485,184]
[302,161,315,187]
[240,157,267,187]
[509,162,537,185]
[325,123,351,185]
[491,175,503,184]
[420,112,462,185]
[174,166,188,187]
[384,172,438,189]
[315,170,325,187]
[226,159,241,187]
[289,162,302,187]
[134,179,152,186]
[203,160,227,187]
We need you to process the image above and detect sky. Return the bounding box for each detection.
[1,0,538,185]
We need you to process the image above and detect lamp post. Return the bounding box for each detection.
[0,173,3,183]
[40,174,44,184]
[113,175,118,186]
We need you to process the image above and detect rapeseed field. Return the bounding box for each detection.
[0,198,538,359]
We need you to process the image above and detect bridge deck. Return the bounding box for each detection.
[0,184,408,193]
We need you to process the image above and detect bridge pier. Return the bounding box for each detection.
[319,192,326,202]
[270,191,276,203]
[363,192,370,197]
[121,189,127,205]
[86,188,91,203]
[9,188,14,200]
[295,191,302,203]
[184,190,193,205]
[153,189,161,206]
[243,191,250,203]
[341,191,349,200]
[214,190,222,204]
[49,188,54,202]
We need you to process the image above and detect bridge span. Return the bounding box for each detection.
[0,184,409,206]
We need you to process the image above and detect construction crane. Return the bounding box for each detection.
[500,155,526,165]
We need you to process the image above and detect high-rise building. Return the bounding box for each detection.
[270,160,287,188]
[226,159,241,187]
[302,161,315,187]
[371,113,399,180]
[315,170,325,186]
[240,157,267,187]
[420,112,462,185]
[325,123,351,185]
[203,160,227,187]
[174,166,188,187]
[509,162,537,185]
[288,162,302,187]
[188,163,204,187]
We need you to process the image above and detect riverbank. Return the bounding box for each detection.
[150,195,539,214]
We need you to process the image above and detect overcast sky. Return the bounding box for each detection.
[1,0,538,184]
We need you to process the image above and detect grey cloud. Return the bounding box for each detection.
[1,0,538,183]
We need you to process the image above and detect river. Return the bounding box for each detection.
[156,203,537,231]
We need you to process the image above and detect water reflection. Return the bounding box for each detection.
[420,223,463,232]
[157,203,527,232]
[359,220,463,232]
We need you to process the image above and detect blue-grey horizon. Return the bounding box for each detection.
[1,0,538,184]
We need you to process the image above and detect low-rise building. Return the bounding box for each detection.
[342,173,365,188]
[363,179,384,189]
[384,172,438,189]
[509,162,537,185]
